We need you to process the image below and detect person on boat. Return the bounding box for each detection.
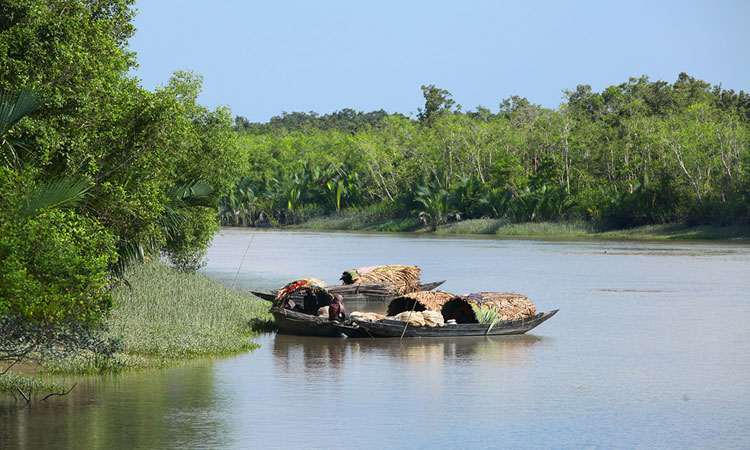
[302,290,318,315]
[329,293,347,321]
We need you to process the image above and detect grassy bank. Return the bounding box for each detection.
[3,262,273,395]
[295,211,750,240]
[293,209,423,232]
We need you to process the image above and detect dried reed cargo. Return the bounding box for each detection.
[340,265,422,294]
[385,290,456,316]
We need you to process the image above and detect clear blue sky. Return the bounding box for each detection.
[129,0,750,122]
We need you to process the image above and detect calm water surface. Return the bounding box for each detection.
[2,229,749,449]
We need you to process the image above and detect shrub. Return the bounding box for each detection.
[0,209,117,325]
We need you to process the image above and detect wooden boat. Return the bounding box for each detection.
[269,278,371,337]
[271,307,369,338]
[252,279,445,303]
[338,310,558,338]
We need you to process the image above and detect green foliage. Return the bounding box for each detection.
[0,373,62,395]
[0,88,41,167]
[229,73,750,230]
[0,0,249,373]
[0,208,117,325]
[413,182,451,231]
[0,167,117,326]
[20,176,92,218]
[418,84,456,125]
[471,304,500,325]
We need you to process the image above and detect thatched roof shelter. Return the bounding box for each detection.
[340,265,421,295]
[274,278,332,308]
[386,290,457,317]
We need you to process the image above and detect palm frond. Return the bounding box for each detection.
[21,177,93,218]
[165,180,215,208]
[111,240,159,280]
[159,180,215,238]
[0,88,41,134]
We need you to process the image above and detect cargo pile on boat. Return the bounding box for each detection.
[466,292,536,321]
[350,290,538,327]
[340,265,422,295]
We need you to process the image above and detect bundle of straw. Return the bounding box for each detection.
[386,290,456,316]
[467,292,536,321]
[341,265,422,295]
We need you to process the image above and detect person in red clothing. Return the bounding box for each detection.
[328,293,346,321]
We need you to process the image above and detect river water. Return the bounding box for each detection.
[2,229,749,449]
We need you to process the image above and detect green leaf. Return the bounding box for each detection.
[0,88,41,134]
[21,177,93,219]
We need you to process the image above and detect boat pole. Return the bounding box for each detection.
[232,233,255,289]
[399,299,418,340]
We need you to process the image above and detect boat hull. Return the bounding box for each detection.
[271,307,343,337]
[341,310,558,338]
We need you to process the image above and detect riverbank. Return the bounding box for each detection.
[2,262,273,398]
[292,211,750,240]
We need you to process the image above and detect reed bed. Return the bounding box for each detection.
[296,209,422,232]
[438,218,507,234]
[492,221,596,237]
[598,224,750,240]
[106,262,271,359]
[0,373,63,397]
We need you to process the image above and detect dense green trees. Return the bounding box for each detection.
[0,0,245,336]
[226,75,749,229]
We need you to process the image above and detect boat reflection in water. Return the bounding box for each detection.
[272,333,545,377]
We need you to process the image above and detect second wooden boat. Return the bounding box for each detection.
[339,310,558,338]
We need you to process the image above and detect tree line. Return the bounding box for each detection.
[224,78,750,230]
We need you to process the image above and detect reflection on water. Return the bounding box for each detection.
[3,229,750,449]
[272,333,543,376]
[1,361,228,450]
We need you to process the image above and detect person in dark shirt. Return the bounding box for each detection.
[302,291,318,314]
[329,293,346,321]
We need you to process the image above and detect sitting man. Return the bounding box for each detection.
[328,293,347,321]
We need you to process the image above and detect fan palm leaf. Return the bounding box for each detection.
[21,177,93,219]
[1,88,41,168]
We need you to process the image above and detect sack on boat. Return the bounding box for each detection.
[393,311,425,326]
[350,311,383,322]
[317,306,329,317]
[421,310,445,327]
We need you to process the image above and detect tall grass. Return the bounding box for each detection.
[295,214,749,240]
[296,208,422,232]
[0,373,63,396]
[11,262,273,379]
[438,218,506,234]
[598,224,750,240]
[493,221,597,237]
[105,262,272,359]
